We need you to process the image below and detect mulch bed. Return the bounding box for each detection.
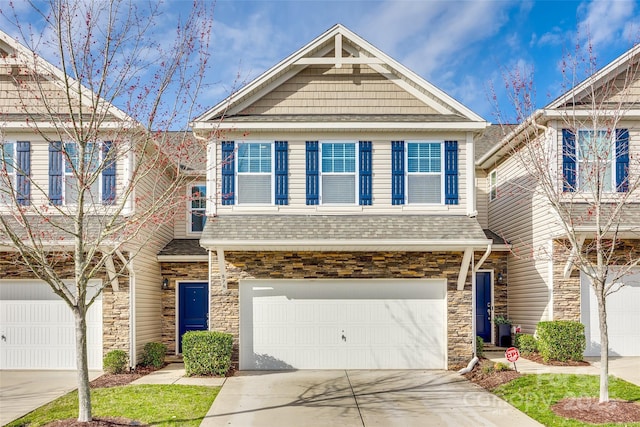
[463,358,521,390]
[552,398,640,424]
[89,365,161,389]
[523,352,591,366]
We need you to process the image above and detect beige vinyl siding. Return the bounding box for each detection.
[241,65,438,116]
[476,170,488,228]
[215,132,469,215]
[593,72,640,105]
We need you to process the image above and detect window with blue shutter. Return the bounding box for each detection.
[221,141,235,205]
[306,141,319,205]
[391,141,405,205]
[616,129,629,192]
[274,141,288,205]
[562,129,576,192]
[102,141,116,204]
[16,141,30,206]
[49,142,63,205]
[444,140,458,205]
[359,141,372,205]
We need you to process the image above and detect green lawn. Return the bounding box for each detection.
[7,384,220,427]
[494,374,640,427]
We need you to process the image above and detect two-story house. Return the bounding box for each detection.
[158,24,511,370]
[478,44,640,357]
[0,29,192,369]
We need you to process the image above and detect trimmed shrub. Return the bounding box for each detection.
[536,320,585,362]
[182,331,233,376]
[141,342,167,368]
[103,350,128,374]
[514,333,538,355]
[476,336,484,358]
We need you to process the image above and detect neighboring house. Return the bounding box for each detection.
[173,24,511,370]
[0,29,182,369]
[477,44,640,357]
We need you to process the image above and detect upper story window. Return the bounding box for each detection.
[237,142,272,204]
[321,142,357,204]
[562,128,628,193]
[489,169,498,201]
[406,142,442,204]
[392,140,458,205]
[49,141,115,206]
[189,183,206,233]
[221,141,288,206]
[1,141,30,206]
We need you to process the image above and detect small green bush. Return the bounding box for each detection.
[514,333,538,355]
[141,342,167,368]
[536,320,585,362]
[182,331,233,376]
[481,363,495,374]
[103,349,128,374]
[494,362,511,372]
[476,336,484,358]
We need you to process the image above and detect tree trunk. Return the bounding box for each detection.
[596,289,609,403]
[74,307,92,422]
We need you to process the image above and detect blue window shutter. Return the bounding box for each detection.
[102,141,116,204]
[444,141,458,205]
[562,129,576,192]
[48,142,63,205]
[306,141,319,205]
[274,141,289,205]
[391,141,405,205]
[221,141,235,205]
[616,129,629,192]
[359,141,372,205]
[16,141,30,206]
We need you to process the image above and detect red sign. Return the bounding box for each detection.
[505,347,520,362]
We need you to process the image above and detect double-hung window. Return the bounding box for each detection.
[406,142,443,204]
[189,183,206,233]
[64,142,100,204]
[321,142,357,204]
[0,142,15,203]
[562,128,629,193]
[237,142,273,204]
[489,169,498,201]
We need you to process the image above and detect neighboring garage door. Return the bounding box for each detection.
[581,271,640,356]
[0,280,103,369]
[240,279,446,370]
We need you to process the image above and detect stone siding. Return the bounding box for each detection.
[0,251,130,356]
[204,251,508,369]
[159,262,210,354]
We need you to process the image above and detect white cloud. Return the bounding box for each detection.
[577,0,637,47]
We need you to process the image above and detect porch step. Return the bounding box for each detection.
[483,343,509,352]
[165,354,184,363]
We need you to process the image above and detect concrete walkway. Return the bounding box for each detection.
[130,363,226,387]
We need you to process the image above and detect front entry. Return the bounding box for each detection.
[475,272,492,342]
[178,282,209,353]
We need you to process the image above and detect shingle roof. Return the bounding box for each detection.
[474,124,516,161]
[200,215,491,250]
[158,239,207,257]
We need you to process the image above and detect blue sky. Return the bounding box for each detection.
[3,0,640,123]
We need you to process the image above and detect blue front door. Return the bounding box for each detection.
[178,282,209,353]
[475,272,492,342]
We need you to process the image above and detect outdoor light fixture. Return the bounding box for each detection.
[497,272,504,284]
[162,278,169,290]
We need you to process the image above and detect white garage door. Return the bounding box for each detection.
[240,279,446,370]
[0,280,103,370]
[581,271,640,356]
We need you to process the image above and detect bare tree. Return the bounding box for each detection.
[0,0,213,421]
[492,41,640,402]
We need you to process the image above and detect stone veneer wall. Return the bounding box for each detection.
[552,239,640,322]
[159,262,210,354]
[0,251,130,356]
[205,250,508,369]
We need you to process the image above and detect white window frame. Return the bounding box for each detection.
[188,182,207,235]
[319,141,358,205]
[405,141,444,205]
[0,141,16,204]
[489,169,498,202]
[63,141,102,205]
[576,129,616,193]
[235,141,274,205]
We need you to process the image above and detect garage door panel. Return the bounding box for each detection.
[240,280,446,370]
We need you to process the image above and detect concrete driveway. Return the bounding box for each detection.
[201,370,542,427]
[0,370,102,425]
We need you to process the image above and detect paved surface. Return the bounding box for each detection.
[0,370,102,426]
[131,363,226,387]
[199,369,543,427]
